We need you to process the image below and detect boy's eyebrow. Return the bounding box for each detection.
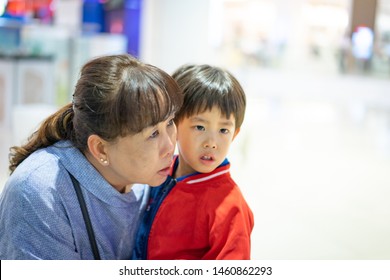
[190,116,234,126]
[190,116,208,123]
[220,120,234,126]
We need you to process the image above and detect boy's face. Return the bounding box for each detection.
[176,106,239,177]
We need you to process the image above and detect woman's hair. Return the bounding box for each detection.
[9,54,183,173]
[172,64,246,129]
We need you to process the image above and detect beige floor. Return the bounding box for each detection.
[1,67,390,259]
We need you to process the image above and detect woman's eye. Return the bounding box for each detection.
[167,119,174,126]
[220,128,229,134]
[195,125,205,131]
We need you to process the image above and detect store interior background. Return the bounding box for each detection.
[1,0,390,259]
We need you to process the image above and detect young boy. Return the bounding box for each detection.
[133,64,254,260]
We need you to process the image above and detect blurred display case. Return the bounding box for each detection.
[0,55,55,128]
[14,55,55,104]
[0,17,24,55]
[0,6,128,130]
[70,33,127,89]
[0,58,14,128]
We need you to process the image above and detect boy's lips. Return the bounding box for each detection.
[201,155,214,161]
[200,154,216,165]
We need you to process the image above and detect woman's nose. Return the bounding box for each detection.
[165,136,175,156]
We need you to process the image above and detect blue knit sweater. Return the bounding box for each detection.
[0,140,149,259]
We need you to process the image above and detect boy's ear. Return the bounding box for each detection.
[87,134,109,166]
[232,128,241,141]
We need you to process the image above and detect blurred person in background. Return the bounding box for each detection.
[351,26,374,72]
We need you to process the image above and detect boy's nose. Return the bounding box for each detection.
[204,142,217,149]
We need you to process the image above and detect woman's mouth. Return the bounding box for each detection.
[158,166,171,176]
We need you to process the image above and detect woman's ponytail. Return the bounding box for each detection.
[9,103,74,173]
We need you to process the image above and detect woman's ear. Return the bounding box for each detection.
[87,134,109,166]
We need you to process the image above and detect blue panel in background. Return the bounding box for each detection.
[82,0,105,34]
[124,0,141,57]
[85,0,142,57]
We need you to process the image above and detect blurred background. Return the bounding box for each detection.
[1,0,390,259]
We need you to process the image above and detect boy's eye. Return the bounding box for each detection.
[220,128,229,134]
[195,125,205,131]
[149,130,159,139]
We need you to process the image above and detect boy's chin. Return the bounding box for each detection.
[196,165,217,174]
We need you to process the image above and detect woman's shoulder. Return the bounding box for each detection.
[6,146,68,197]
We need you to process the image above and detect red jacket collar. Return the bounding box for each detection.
[170,155,231,184]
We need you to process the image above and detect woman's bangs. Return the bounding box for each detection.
[139,88,176,126]
[117,79,181,135]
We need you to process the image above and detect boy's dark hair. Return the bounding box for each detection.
[172,64,246,129]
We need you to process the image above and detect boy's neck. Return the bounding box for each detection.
[173,154,195,178]
[173,155,229,179]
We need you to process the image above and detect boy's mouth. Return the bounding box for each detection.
[201,155,213,161]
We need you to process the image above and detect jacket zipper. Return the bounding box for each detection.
[140,178,176,259]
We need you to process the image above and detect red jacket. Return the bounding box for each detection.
[133,157,254,260]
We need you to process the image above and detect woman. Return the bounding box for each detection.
[0,54,183,259]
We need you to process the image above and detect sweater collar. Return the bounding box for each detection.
[50,140,146,206]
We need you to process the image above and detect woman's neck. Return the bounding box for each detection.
[84,150,133,193]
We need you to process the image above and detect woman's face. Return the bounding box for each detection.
[102,115,177,189]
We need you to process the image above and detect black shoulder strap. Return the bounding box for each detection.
[68,172,101,260]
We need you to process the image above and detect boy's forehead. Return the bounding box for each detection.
[188,108,236,123]
[193,105,232,117]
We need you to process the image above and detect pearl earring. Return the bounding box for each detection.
[100,158,108,165]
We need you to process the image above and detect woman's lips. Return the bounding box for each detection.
[158,166,171,176]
